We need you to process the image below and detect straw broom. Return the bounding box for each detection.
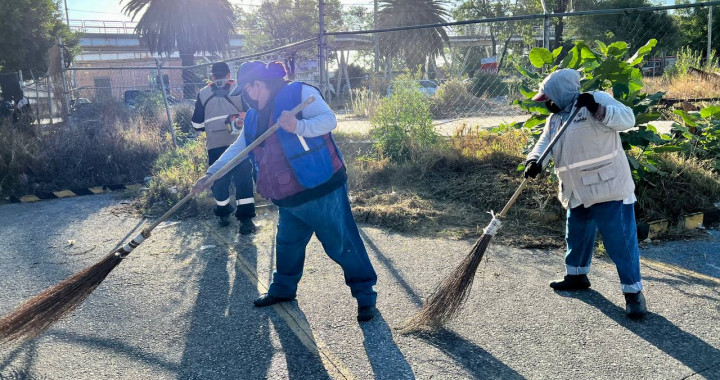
[0,96,315,343]
[401,105,582,332]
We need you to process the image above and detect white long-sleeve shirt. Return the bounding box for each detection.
[207,84,336,175]
[528,91,637,208]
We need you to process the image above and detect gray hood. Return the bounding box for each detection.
[537,69,581,111]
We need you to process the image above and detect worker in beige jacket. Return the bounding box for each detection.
[525,69,646,319]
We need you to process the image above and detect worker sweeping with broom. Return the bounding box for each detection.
[525,68,647,319]
[193,61,379,322]
[403,68,645,332]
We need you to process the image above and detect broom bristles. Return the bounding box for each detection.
[400,233,493,333]
[0,251,123,343]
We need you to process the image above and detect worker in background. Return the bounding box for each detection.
[191,62,256,234]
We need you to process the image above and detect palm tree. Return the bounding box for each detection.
[377,0,451,76]
[122,0,236,99]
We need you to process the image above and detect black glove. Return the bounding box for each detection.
[524,159,542,179]
[576,92,599,114]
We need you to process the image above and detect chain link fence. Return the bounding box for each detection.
[12,2,719,139]
[323,2,720,136]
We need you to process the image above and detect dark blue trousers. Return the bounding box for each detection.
[268,184,377,307]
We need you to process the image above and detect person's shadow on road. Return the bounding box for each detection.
[360,310,415,379]
[559,289,720,375]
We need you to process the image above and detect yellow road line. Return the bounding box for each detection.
[204,223,356,380]
[641,257,720,286]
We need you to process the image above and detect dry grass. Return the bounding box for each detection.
[343,127,567,247]
[0,103,170,197]
[635,153,720,223]
[644,75,720,99]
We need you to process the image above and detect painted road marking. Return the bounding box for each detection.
[204,223,356,380]
[641,257,720,286]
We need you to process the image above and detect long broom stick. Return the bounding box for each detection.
[0,96,316,343]
[401,105,582,332]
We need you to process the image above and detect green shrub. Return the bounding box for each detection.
[430,78,476,117]
[468,71,508,98]
[140,135,208,212]
[172,102,196,138]
[663,46,719,79]
[370,73,437,162]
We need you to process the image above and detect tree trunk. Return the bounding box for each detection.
[497,34,514,73]
[553,0,567,50]
[180,50,196,100]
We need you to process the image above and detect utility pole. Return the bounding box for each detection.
[63,0,70,25]
[318,0,327,98]
[374,0,379,74]
[540,0,549,50]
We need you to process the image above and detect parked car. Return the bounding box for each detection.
[387,79,439,97]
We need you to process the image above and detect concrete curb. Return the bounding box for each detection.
[0,183,144,205]
[637,208,720,240]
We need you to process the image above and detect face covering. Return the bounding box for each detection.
[243,90,259,109]
[545,100,563,114]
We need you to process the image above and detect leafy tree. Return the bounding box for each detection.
[377,0,451,74]
[452,0,541,76]
[123,0,236,99]
[674,2,720,56]
[235,0,342,78]
[0,0,77,74]
[565,0,679,53]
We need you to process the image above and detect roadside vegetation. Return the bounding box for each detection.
[2,37,718,246]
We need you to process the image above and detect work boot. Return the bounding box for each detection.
[550,274,591,291]
[253,293,295,307]
[624,291,647,319]
[239,219,257,235]
[357,305,377,322]
[217,215,231,227]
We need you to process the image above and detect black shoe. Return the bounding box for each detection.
[217,215,231,227]
[253,294,295,307]
[624,291,647,319]
[239,219,257,235]
[357,306,377,322]
[550,274,591,291]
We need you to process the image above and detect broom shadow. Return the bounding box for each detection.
[411,328,525,379]
[359,229,521,379]
[558,289,720,375]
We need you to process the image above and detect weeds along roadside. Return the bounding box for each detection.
[0,98,173,197]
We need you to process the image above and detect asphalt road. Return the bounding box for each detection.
[1,194,718,379]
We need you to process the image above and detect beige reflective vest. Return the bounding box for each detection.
[531,92,636,209]
[196,81,244,150]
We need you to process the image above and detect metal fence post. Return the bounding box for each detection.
[30,70,41,126]
[318,0,327,97]
[46,76,53,126]
[541,0,550,50]
[709,5,714,65]
[58,37,72,124]
[156,58,178,149]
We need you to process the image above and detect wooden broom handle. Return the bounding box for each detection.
[147,95,316,232]
[113,96,316,256]
[497,104,582,219]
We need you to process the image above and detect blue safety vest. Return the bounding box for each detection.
[244,82,342,189]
